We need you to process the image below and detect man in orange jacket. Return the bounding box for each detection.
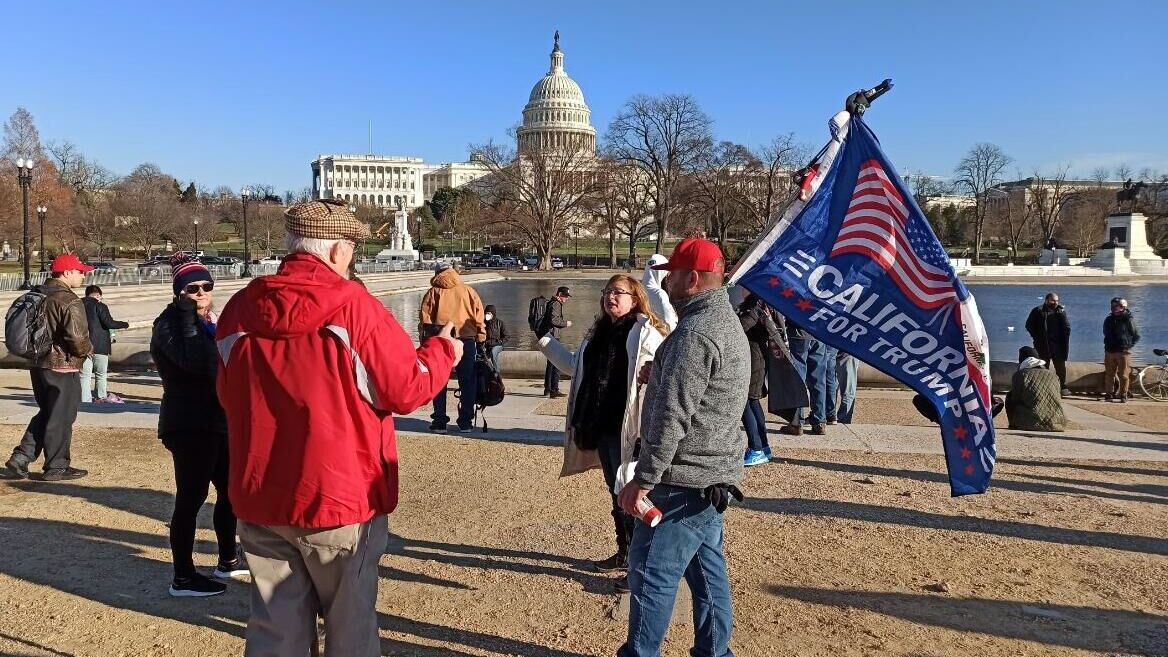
[418,263,485,432]
[216,199,461,657]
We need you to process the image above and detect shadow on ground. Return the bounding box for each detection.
[769,585,1168,655]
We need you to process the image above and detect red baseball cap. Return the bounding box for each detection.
[51,253,95,274]
[651,238,726,273]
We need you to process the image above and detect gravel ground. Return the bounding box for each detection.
[0,425,1164,657]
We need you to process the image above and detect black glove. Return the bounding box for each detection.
[703,484,744,514]
[175,296,199,336]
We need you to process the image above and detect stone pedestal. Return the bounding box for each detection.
[1106,213,1159,260]
[1039,248,1068,266]
[1086,247,1132,274]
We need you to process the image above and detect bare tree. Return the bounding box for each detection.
[1061,188,1113,257]
[954,143,1012,264]
[1114,163,1133,182]
[70,196,120,261]
[988,190,1034,260]
[47,140,115,213]
[606,94,713,253]
[596,158,656,268]
[111,164,185,257]
[686,141,755,248]
[735,134,805,231]
[470,139,604,270]
[2,107,45,162]
[1023,166,1075,244]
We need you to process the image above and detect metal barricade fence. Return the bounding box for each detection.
[0,259,420,292]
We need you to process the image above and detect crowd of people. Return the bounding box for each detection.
[0,199,1155,655]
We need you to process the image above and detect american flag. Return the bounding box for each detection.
[830,159,957,309]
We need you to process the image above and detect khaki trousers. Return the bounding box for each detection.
[1103,352,1132,397]
[238,515,388,657]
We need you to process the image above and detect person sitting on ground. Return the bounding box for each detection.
[538,275,667,595]
[1005,346,1068,432]
[483,304,508,368]
[81,285,130,404]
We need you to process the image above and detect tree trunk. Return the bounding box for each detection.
[608,227,617,269]
[628,233,638,271]
[654,198,668,254]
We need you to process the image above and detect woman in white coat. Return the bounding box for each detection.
[539,274,668,592]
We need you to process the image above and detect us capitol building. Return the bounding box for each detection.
[516,31,596,155]
[310,31,596,209]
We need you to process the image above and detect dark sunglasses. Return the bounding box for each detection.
[183,282,214,294]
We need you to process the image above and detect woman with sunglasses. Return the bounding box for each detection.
[150,254,245,597]
[539,275,669,594]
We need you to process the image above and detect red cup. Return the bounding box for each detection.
[634,496,662,527]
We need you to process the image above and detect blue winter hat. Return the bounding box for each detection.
[170,252,214,295]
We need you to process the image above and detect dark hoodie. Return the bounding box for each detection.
[484,304,508,349]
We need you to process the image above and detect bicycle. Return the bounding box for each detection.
[1138,348,1168,401]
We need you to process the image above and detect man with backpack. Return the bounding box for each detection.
[536,286,571,398]
[1,254,94,481]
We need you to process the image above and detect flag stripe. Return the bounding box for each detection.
[830,159,956,309]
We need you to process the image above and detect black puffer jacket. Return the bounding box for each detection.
[1025,303,1071,362]
[1103,310,1140,354]
[150,299,227,445]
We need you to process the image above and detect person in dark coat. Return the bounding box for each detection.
[483,304,508,368]
[81,285,130,403]
[738,293,781,466]
[149,254,244,598]
[1102,297,1140,402]
[1025,292,1071,395]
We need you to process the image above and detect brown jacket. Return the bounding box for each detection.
[418,268,485,342]
[36,278,93,370]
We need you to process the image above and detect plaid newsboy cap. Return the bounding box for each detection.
[284,198,372,241]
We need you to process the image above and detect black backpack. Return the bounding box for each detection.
[457,352,506,432]
[4,287,51,361]
[528,295,549,333]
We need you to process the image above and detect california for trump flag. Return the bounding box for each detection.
[731,110,996,496]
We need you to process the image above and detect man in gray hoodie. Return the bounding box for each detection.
[617,237,748,657]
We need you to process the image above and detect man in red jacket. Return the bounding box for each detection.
[216,198,461,657]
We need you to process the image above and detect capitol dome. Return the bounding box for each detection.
[517,31,597,154]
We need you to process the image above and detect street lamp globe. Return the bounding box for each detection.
[15,158,23,168]
[241,186,251,199]
[37,205,46,214]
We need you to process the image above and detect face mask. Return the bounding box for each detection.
[484,313,494,321]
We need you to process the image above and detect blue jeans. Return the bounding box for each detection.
[431,338,477,428]
[489,345,504,370]
[619,485,734,657]
[836,354,859,423]
[823,346,838,421]
[741,399,768,453]
[792,338,828,426]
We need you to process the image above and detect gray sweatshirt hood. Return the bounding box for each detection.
[643,254,668,290]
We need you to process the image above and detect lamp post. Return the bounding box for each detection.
[15,158,33,289]
[240,187,252,277]
[574,224,580,269]
[193,218,200,254]
[36,205,47,272]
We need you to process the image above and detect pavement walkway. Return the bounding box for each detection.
[0,371,1162,463]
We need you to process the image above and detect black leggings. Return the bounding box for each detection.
[596,433,634,556]
[165,437,237,579]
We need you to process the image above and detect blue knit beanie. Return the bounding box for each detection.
[170,252,214,296]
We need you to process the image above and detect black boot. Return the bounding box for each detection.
[591,511,630,572]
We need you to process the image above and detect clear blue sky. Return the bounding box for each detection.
[8,0,1167,193]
